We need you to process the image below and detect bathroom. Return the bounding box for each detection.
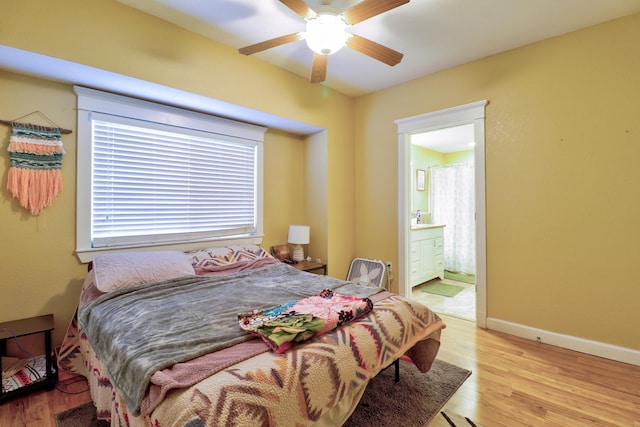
[409,124,476,321]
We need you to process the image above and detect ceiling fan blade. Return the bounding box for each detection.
[344,0,409,25]
[279,0,314,19]
[347,34,403,66]
[310,53,328,83]
[238,33,302,56]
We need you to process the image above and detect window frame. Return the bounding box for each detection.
[74,86,266,263]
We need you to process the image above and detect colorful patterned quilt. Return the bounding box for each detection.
[59,255,444,427]
[238,289,374,353]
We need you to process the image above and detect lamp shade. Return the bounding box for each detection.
[288,225,310,245]
[288,225,310,262]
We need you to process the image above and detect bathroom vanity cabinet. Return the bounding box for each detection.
[410,225,445,287]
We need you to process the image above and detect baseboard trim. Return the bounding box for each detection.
[486,317,640,367]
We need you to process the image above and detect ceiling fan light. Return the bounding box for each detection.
[304,14,350,55]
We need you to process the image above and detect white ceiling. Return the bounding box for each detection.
[117,0,640,97]
[412,123,475,153]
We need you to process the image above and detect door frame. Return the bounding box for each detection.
[395,101,488,327]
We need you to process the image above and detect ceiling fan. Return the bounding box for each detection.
[239,0,410,84]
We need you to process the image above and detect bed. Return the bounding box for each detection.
[58,245,445,426]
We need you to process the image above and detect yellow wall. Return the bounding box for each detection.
[0,0,356,346]
[0,75,83,351]
[2,0,639,354]
[411,146,443,216]
[355,13,640,350]
[262,129,305,252]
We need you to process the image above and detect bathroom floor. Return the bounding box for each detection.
[411,278,476,321]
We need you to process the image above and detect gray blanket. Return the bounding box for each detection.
[78,262,382,416]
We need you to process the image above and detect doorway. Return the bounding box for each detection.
[409,125,477,321]
[395,101,488,328]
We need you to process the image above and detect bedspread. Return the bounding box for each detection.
[79,293,443,426]
[60,259,445,427]
[152,294,443,426]
[78,263,383,416]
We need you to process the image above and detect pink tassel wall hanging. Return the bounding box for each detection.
[7,123,66,215]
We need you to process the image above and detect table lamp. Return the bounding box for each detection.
[288,225,310,262]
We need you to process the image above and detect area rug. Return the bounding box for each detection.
[421,282,464,297]
[444,270,476,284]
[55,401,108,427]
[56,359,470,427]
[344,359,471,426]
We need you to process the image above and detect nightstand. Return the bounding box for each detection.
[0,314,56,403]
[292,260,327,275]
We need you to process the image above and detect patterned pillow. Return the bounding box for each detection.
[187,245,273,267]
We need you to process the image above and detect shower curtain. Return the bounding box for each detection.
[430,163,475,275]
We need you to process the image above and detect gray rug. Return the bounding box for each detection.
[55,401,108,427]
[56,359,470,427]
[344,359,471,426]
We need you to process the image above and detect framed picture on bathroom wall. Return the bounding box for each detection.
[416,169,426,191]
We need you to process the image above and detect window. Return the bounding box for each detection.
[75,87,266,262]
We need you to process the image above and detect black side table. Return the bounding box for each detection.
[0,314,56,403]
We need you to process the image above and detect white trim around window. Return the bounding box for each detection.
[74,86,267,262]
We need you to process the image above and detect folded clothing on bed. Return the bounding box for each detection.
[239,289,374,353]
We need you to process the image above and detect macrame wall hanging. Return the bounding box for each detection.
[1,111,71,215]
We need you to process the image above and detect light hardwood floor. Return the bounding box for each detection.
[436,315,640,426]
[1,315,638,426]
[0,375,92,427]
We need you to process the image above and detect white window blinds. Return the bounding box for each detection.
[75,86,266,258]
[91,116,257,248]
